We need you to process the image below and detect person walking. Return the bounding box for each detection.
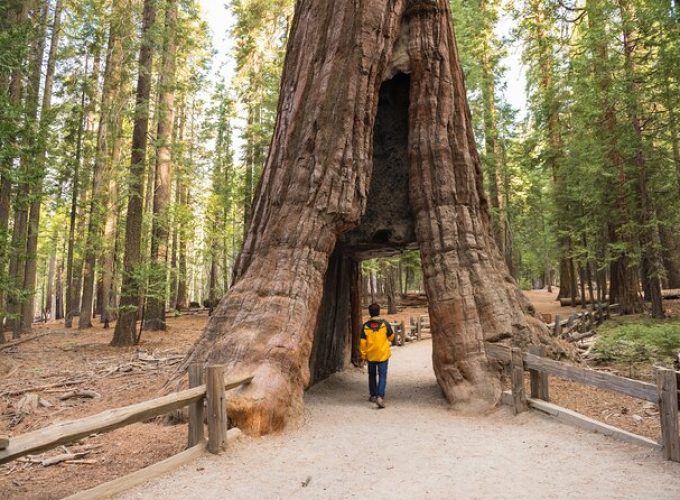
[360,303,394,409]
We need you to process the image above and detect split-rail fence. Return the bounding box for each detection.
[0,364,253,498]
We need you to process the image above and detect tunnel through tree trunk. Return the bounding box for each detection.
[308,246,353,385]
[171,0,558,435]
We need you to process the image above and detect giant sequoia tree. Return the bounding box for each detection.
[174,0,550,434]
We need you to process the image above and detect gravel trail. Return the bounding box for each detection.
[124,340,680,499]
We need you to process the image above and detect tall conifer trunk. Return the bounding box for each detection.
[173,0,551,435]
[21,0,63,332]
[111,0,158,346]
[80,0,131,328]
[145,0,178,330]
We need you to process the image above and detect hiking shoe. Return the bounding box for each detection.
[369,396,377,403]
[376,397,385,409]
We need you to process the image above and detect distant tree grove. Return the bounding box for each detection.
[0,0,677,345]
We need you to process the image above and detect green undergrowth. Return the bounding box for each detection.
[593,316,680,367]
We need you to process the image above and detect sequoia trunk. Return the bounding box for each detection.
[174,0,550,435]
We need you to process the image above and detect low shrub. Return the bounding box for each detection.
[593,317,680,365]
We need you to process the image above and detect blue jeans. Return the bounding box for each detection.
[368,360,389,398]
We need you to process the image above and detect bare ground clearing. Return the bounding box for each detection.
[0,293,678,498]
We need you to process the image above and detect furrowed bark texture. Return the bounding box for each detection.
[175,0,551,435]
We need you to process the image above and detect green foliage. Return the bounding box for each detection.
[594,317,680,365]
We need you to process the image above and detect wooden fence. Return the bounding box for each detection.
[389,315,431,346]
[0,365,253,496]
[485,343,680,462]
[546,303,619,342]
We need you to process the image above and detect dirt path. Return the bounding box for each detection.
[124,340,680,500]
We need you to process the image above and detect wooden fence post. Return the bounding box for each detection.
[416,316,422,341]
[553,315,561,337]
[655,367,680,462]
[206,365,227,454]
[511,348,526,415]
[187,363,205,447]
[528,346,549,401]
[400,321,406,345]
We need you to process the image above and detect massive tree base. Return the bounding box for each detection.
[171,0,560,435]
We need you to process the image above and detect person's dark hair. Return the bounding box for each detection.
[368,303,380,317]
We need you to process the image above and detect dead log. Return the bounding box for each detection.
[1,378,87,398]
[0,435,9,450]
[0,332,50,351]
[558,297,609,307]
[569,331,597,342]
[59,390,102,401]
[170,0,558,435]
[41,451,90,467]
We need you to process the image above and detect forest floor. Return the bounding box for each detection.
[0,292,678,499]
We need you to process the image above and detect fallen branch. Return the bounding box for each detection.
[0,435,8,450]
[59,390,102,401]
[569,331,597,342]
[10,394,40,427]
[1,379,87,398]
[42,451,91,467]
[0,333,50,352]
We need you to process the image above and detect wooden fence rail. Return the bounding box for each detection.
[485,342,680,462]
[0,370,253,466]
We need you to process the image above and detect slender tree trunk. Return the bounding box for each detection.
[668,81,680,192]
[0,2,30,338]
[21,0,63,332]
[527,0,571,301]
[111,0,158,346]
[100,176,119,327]
[479,0,511,274]
[588,0,643,314]
[146,0,177,330]
[55,253,64,320]
[618,0,664,317]
[171,0,553,435]
[382,260,398,315]
[64,66,89,328]
[6,1,49,337]
[80,0,130,328]
[45,227,58,320]
[175,184,188,310]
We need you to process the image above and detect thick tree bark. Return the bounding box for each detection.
[173,0,551,435]
[111,0,157,346]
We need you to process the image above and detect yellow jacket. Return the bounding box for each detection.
[360,317,395,363]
